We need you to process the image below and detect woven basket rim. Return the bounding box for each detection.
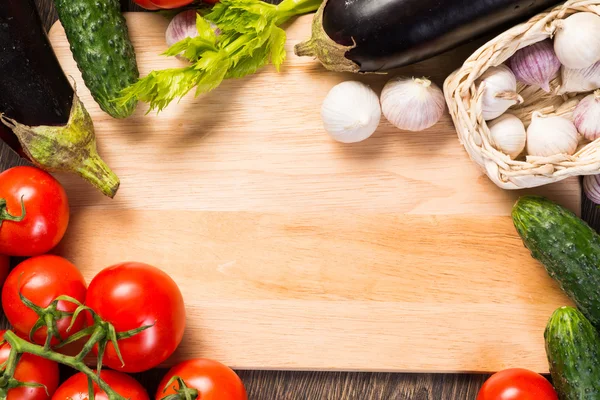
[443,0,600,190]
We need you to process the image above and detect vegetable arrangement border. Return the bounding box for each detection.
[444,0,600,190]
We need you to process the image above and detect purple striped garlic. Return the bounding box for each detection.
[584,174,600,204]
[508,40,561,93]
[573,90,600,141]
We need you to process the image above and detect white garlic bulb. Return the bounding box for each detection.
[380,77,445,131]
[559,61,600,94]
[487,114,526,159]
[554,12,600,69]
[526,112,579,157]
[477,65,523,121]
[573,90,600,141]
[321,81,381,143]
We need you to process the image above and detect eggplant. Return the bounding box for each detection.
[0,0,119,198]
[295,0,562,72]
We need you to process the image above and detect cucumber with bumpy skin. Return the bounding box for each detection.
[512,196,600,328]
[545,307,600,400]
[54,0,139,118]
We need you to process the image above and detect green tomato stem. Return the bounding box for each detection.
[2,348,19,381]
[159,376,199,400]
[88,376,96,400]
[3,331,127,400]
[75,325,106,363]
[0,197,26,227]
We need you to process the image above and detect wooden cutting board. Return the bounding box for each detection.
[47,13,581,373]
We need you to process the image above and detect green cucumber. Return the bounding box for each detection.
[512,196,600,327]
[545,306,600,400]
[54,0,139,118]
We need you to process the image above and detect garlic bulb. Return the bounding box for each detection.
[487,114,526,159]
[554,12,600,69]
[573,90,600,141]
[166,10,200,47]
[166,11,221,60]
[380,77,445,131]
[321,81,381,143]
[477,65,523,121]
[526,112,579,157]
[559,61,600,94]
[584,174,600,204]
[508,40,560,92]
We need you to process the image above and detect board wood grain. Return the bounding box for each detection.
[48,13,580,373]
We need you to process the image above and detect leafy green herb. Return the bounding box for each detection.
[119,0,322,112]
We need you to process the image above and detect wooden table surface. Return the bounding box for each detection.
[0,0,596,398]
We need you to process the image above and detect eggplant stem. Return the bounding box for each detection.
[0,94,120,198]
[76,153,120,199]
[293,0,361,73]
[294,39,316,57]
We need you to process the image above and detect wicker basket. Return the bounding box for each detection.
[444,0,600,189]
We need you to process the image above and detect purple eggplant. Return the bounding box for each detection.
[295,0,562,72]
[0,0,120,197]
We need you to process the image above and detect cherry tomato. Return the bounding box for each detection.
[0,254,10,288]
[149,0,194,9]
[0,166,69,257]
[2,255,87,346]
[477,368,558,400]
[85,262,186,373]
[52,370,149,400]
[157,359,247,400]
[133,0,160,10]
[0,330,59,399]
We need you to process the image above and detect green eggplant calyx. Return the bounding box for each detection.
[0,196,26,227]
[294,0,360,73]
[0,94,120,198]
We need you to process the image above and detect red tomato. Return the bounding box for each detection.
[203,0,220,4]
[2,255,87,346]
[477,368,558,400]
[157,359,247,400]
[133,0,160,10]
[52,370,149,400]
[0,166,69,257]
[0,254,10,288]
[150,0,194,9]
[0,330,59,399]
[85,262,186,373]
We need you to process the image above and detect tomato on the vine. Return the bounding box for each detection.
[0,330,59,400]
[2,255,87,346]
[85,262,186,373]
[52,370,149,400]
[477,368,558,400]
[0,166,69,257]
[157,358,247,400]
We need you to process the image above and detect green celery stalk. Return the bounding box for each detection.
[119,0,323,112]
